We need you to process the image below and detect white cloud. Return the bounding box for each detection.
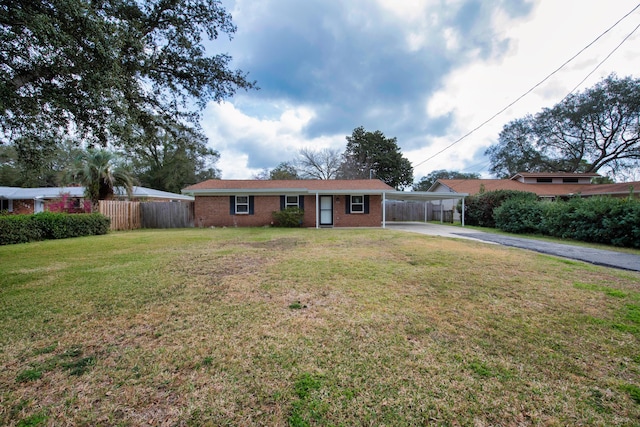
[414,0,640,179]
[203,101,345,178]
[200,0,640,181]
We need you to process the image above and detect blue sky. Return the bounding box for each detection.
[201,0,640,181]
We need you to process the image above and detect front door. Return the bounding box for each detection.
[320,195,333,226]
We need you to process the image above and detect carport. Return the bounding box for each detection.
[381,191,469,228]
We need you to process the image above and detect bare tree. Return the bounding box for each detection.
[296,147,342,180]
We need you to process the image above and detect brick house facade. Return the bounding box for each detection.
[183,180,393,228]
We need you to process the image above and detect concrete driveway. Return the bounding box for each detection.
[385,222,640,272]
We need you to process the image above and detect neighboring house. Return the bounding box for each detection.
[429,172,640,199]
[0,186,194,214]
[426,172,640,219]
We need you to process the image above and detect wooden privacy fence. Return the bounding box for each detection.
[385,201,454,223]
[98,201,194,230]
[141,201,194,229]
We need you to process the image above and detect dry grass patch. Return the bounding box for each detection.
[1,228,639,426]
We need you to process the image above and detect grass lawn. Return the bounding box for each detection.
[1,228,639,426]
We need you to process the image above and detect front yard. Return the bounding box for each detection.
[1,228,639,425]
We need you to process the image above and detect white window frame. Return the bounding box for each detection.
[235,196,249,214]
[285,195,299,208]
[351,195,364,213]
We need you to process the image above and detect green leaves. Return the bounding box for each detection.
[340,126,414,190]
[1,0,256,147]
[487,74,640,178]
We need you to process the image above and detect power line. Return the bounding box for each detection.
[413,2,640,169]
[564,22,640,98]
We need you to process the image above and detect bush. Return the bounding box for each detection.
[470,191,640,248]
[465,190,538,227]
[494,198,545,234]
[540,196,640,248]
[490,195,640,248]
[272,207,305,227]
[603,199,640,248]
[0,213,110,245]
[0,215,43,245]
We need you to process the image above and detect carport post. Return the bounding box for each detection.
[382,192,386,228]
[461,197,465,227]
[440,200,443,224]
[315,192,319,229]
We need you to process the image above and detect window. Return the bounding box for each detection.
[351,195,364,213]
[562,178,579,183]
[0,199,11,212]
[536,178,553,183]
[285,195,299,208]
[235,196,249,214]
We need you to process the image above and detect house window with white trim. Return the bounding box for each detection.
[235,196,249,214]
[350,195,364,213]
[285,195,299,208]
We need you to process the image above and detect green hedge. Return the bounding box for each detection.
[464,190,538,227]
[494,197,545,234]
[0,212,111,245]
[493,196,640,248]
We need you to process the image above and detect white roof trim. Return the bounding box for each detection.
[0,186,193,201]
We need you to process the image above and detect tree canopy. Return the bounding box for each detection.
[1,0,256,145]
[338,126,413,189]
[67,149,134,208]
[296,147,341,180]
[125,123,220,194]
[269,162,300,180]
[412,170,480,191]
[0,0,254,190]
[486,74,640,179]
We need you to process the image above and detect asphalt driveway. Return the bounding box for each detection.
[386,222,640,272]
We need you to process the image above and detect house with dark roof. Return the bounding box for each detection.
[182,179,468,228]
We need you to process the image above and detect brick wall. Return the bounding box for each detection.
[194,194,383,228]
[11,199,34,215]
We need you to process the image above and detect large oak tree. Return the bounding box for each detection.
[486,74,640,179]
[0,0,255,186]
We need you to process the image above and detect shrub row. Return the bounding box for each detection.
[0,212,111,245]
[493,196,640,248]
[463,190,538,228]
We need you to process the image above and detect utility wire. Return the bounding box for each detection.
[413,2,640,169]
[564,22,640,98]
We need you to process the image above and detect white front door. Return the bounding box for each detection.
[320,196,333,226]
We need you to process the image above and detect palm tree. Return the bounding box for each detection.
[69,149,135,209]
